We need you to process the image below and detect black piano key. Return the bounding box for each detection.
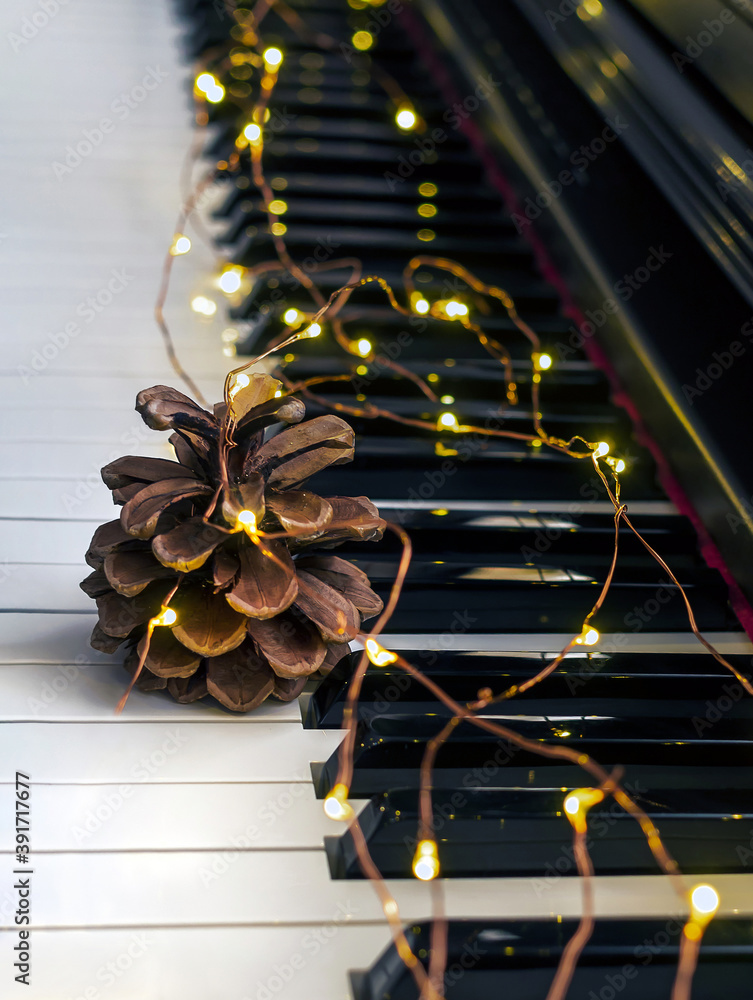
[314,719,753,798]
[328,787,753,879]
[350,919,753,1000]
[306,650,753,728]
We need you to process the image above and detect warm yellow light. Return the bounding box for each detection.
[576,627,600,646]
[323,783,354,822]
[205,83,225,104]
[414,298,430,314]
[303,323,321,338]
[594,441,610,458]
[535,352,552,371]
[445,300,468,318]
[412,839,440,881]
[417,229,436,242]
[614,459,626,474]
[690,884,720,919]
[365,638,398,667]
[438,411,459,430]
[356,364,368,376]
[418,203,437,218]
[563,787,605,831]
[268,199,288,215]
[352,30,374,50]
[243,122,262,142]
[396,107,417,130]
[355,338,372,357]
[218,266,244,294]
[418,182,438,197]
[228,373,250,401]
[150,607,177,627]
[170,234,191,256]
[263,47,283,68]
[583,0,603,15]
[283,308,301,325]
[195,73,217,94]
[564,795,580,816]
[236,509,258,535]
[271,222,287,236]
[191,296,217,317]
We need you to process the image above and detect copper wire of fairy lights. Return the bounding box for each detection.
[135,4,753,997]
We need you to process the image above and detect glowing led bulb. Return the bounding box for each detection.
[191,296,217,317]
[228,373,250,401]
[170,234,191,256]
[218,266,244,294]
[323,783,354,822]
[150,607,177,627]
[268,199,288,215]
[445,300,468,318]
[236,509,258,536]
[412,839,440,881]
[575,627,600,646]
[303,323,321,338]
[205,83,225,104]
[593,441,610,459]
[438,411,459,431]
[396,107,417,130]
[533,352,552,371]
[614,459,626,473]
[365,638,398,667]
[563,787,604,832]
[440,395,455,405]
[414,298,430,314]
[283,308,302,325]
[263,47,283,68]
[243,122,262,142]
[195,73,217,94]
[352,30,374,50]
[690,884,720,921]
[355,338,372,357]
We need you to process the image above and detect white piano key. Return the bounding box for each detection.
[2,847,751,930]
[0,662,302,723]
[376,631,753,654]
[373,498,681,516]
[0,441,172,478]
[0,566,93,611]
[0,926,391,1000]
[0,722,343,784]
[0,612,107,664]
[0,481,118,520]
[0,781,352,852]
[0,521,95,563]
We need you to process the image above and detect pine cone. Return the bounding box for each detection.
[81,375,385,712]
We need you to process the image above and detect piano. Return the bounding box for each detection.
[3,0,753,996]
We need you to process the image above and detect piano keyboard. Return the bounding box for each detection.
[2,0,753,997]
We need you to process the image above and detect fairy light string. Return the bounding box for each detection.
[141,4,742,996]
